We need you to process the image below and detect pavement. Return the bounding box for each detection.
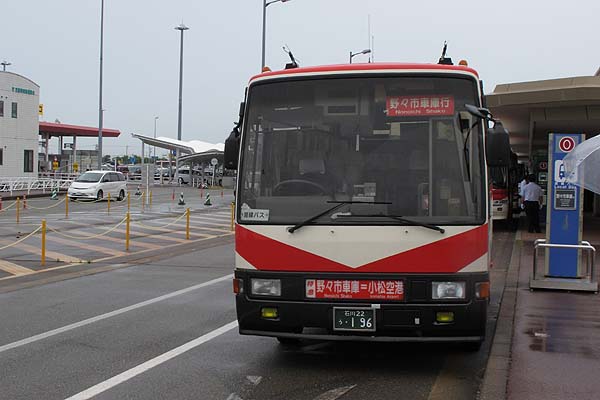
[480,215,600,400]
[0,213,516,400]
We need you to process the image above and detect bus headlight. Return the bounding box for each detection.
[251,278,281,297]
[432,281,466,300]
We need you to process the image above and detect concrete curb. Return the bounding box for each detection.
[479,231,522,400]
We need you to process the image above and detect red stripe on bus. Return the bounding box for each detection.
[236,225,488,273]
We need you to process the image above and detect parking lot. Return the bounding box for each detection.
[0,186,235,281]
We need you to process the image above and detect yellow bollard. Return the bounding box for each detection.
[107,192,111,214]
[230,202,235,231]
[16,197,20,224]
[125,212,130,251]
[149,191,153,208]
[186,208,190,240]
[127,192,131,212]
[65,195,69,218]
[41,219,46,266]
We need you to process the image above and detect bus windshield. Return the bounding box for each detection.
[238,75,485,226]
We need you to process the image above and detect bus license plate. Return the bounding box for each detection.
[333,308,376,332]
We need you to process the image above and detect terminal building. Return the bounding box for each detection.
[487,67,600,216]
[0,71,40,178]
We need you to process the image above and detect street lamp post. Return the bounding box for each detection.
[97,0,105,170]
[261,0,291,71]
[174,23,189,184]
[349,49,371,64]
[1,61,11,71]
[153,116,159,161]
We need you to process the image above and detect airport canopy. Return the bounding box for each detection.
[131,133,224,163]
[486,70,600,163]
[39,121,121,138]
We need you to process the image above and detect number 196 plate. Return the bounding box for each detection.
[333,307,376,332]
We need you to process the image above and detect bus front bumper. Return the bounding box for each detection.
[235,270,488,342]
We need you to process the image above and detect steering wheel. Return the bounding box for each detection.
[273,179,327,196]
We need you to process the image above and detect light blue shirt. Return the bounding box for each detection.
[522,182,543,202]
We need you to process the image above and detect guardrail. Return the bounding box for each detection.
[0,177,74,195]
[532,239,596,282]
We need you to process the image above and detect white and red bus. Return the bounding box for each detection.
[225,62,509,349]
[490,152,522,225]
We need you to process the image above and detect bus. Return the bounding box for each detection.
[489,152,523,226]
[225,62,509,349]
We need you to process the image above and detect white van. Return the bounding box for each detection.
[68,170,128,201]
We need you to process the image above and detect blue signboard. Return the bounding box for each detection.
[546,133,584,278]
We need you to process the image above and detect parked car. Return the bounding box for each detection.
[68,171,127,201]
[177,167,201,185]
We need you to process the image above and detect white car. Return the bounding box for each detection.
[68,170,128,201]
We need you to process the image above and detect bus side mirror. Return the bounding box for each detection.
[224,102,245,170]
[224,127,240,170]
[486,121,511,167]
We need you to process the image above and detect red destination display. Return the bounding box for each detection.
[386,95,454,117]
[306,279,404,300]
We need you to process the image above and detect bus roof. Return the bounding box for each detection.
[250,63,479,83]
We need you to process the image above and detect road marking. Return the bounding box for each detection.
[246,375,262,386]
[313,385,357,400]
[64,320,238,400]
[0,238,81,263]
[0,274,233,354]
[0,259,34,276]
[45,235,127,257]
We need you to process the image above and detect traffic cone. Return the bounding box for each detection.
[178,192,186,206]
[204,193,212,206]
[50,188,58,200]
[135,186,142,196]
[172,189,175,201]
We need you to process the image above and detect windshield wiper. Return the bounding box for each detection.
[288,201,391,233]
[336,214,445,234]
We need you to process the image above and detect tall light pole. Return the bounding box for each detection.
[97,0,105,170]
[153,116,159,161]
[1,61,11,71]
[261,0,291,71]
[174,23,189,183]
[349,49,371,64]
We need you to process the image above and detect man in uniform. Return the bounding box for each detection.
[521,174,544,233]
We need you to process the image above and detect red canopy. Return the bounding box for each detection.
[39,121,121,138]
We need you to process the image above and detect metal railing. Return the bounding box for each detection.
[532,239,596,281]
[0,177,75,195]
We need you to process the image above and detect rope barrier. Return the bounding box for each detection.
[25,197,67,210]
[47,215,128,240]
[0,226,42,251]
[0,200,18,213]
[132,210,187,229]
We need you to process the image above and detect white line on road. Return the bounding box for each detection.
[65,320,238,400]
[313,385,357,400]
[0,273,233,354]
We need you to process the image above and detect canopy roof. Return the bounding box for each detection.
[487,73,600,161]
[39,121,121,138]
[131,133,224,155]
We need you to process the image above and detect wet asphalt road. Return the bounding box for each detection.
[0,225,515,400]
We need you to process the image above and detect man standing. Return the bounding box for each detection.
[521,174,544,233]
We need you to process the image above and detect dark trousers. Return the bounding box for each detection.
[524,201,541,233]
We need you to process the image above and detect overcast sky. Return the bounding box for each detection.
[3,0,599,156]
